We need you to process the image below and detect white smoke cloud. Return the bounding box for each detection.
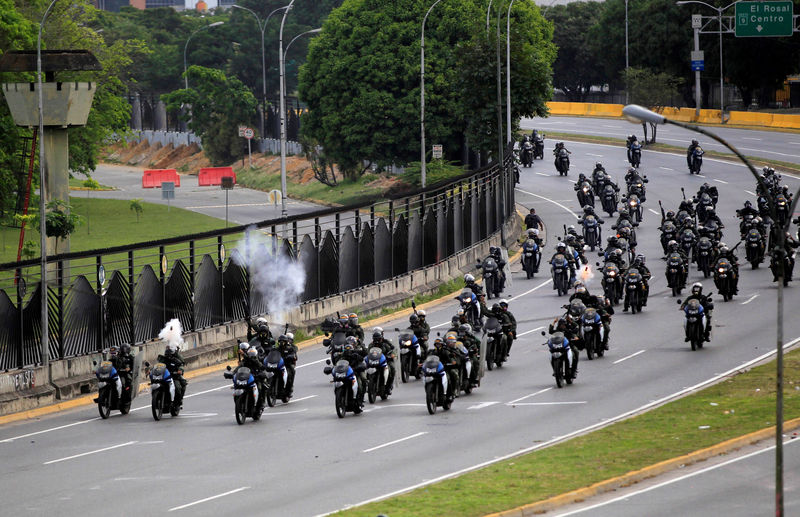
[159,318,185,351]
[579,263,595,287]
[233,226,307,324]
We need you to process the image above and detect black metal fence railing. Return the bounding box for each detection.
[0,150,515,371]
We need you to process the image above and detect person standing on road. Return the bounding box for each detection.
[525,208,543,232]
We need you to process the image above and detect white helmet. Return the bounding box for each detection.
[285,332,294,342]
[464,273,475,283]
[255,317,267,326]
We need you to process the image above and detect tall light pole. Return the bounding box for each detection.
[231,5,289,136]
[625,0,629,104]
[623,104,793,517]
[37,0,60,373]
[505,0,517,144]
[183,21,224,90]
[420,0,444,189]
[278,0,297,218]
[677,1,736,121]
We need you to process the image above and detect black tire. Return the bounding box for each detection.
[335,388,347,418]
[235,396,247,425]
[368,377,377,404]
[401,356,410,383]
[170,403,180,417]
[554,360,563,388]
[98,388,112,419]
[486,345,494,371]
[443,394,452,411]
[485,276,494,300]
[151,392,163,421]
[119,403,130,415]
[266,379,277,407]
[596,339,605,358]
[426,383,437,415]
[586,340,595,360]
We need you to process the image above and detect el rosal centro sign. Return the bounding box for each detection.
[735,1,794,37]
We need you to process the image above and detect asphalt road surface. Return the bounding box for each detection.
[521,115,800,166]
[4,138,799,516]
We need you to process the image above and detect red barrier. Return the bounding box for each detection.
[198,166,236,187]
[142,169,180,188]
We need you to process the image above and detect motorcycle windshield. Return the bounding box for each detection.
[483,258,497,271]
[368,348,383,361]
[266,349,283,366]
[399,331,414,343]
[422,355,441,371]
[484,317,501,332]
[235,368,252,384]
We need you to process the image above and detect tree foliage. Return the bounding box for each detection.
[545,2,605,100]
[624,67,683,142]
[161,66,258,166]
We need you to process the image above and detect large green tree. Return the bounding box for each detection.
[298,0,555,175]
[161,66,258,165]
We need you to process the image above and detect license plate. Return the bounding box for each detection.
[551,352,562,358]
[400,349,410,354]
[366,368,376,375]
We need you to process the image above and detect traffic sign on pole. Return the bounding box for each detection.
[243,128,254,139]
[690,50,704,71]
[735,1,793,37]
[432,144,443,159]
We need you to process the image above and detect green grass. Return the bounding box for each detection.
[68,178,114,190]
[337,348,800,517]
[401,160,468,187]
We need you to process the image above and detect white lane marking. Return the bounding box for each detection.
[169,487,250,512]
[713,178,729,184]
[553,438,800,516]
[790,142,800,145]
[742,137,762,141]
[536,172,549,177]
[362,432,428,453]
[745,190,757,196]
[741,294,759,305]
[659,167,673,171]
[184,385,228,398]
[506,387,552,405]
[172,412,217,418]
[613,350,646,365]
[648,208,659,215]
[587,153,604,157]
[317,337,800,517]
[185,202,270,209]
[568,179,577,184]
[431,321,449,329]
[44,441,138,465]
[297,358,327,369]
[508,278,554,302]
[467,402,500,410]
[516,326,544,337]
[512,401,588,406]
[288,395,317,403]
[0,418,99,443]
[696,174,706,178]
[517,187,579,217]
[264,408,307,416]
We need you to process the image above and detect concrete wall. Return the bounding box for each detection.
[130,131,302,155]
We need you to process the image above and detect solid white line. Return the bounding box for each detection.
[613,350,646,365]
[297,358,327,369]
[288,395,317,403]
[184,385,229,398]
[0,418,99,443]
[517,326,544,337]
[508,278,554,302]
[517,187,579,218]
[512,401,587,406]
[44,441,138,465]
[263,408,307,416]
[507,387,552,405]
[745,190,757,196]
[742,137,762,141]
[696,174,706,178]
[536,172,549,177]
[648,208,659,215]
[568,179,577,184]
[317,337,800,516]
[431,321,449,329]
[741,294,759,305]
[587,153,603,157]
[467,402,500,410]
[168,487,250,512]
[362,432,428,453]
[659,167,673,171]
[713,178,728,184]
[553,438,800,516]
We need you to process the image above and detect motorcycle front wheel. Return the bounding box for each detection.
[553,359,563,388]
[235,395,247,425]
[151,391,163,421]
[425,382,437,415]
[98,387,112,419]
[266,379,277,407]
[335,388,347,418]
[401,355,410,383]
[368,376,377,404]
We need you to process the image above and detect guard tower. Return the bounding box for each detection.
[0,50,101,256]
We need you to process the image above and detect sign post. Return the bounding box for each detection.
[161,181,175,212]
[432,144,443,159]
[243,127,254,168]
[690,50,704,71]
[735,1,794,37]
[221,176,234,227]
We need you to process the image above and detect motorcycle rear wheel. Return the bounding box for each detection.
[235,396,247,425]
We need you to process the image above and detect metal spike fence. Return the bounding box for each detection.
[0,151,515,371]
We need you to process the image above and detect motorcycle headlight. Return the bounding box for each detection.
[608,271,616,277]
[718,268,725,273]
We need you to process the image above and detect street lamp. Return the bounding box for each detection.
[231,5,290,135]
[623,104,795,517]
[183,21,224,90]
[625,0,629,104]
[505,0,518,144]
[37,0,60,373]
[420,0,444,189]
[278,0,297,218]
[676,1,736,121]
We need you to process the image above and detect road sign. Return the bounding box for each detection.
[691,61,705,71]
[432,144,443,159]
[690,50,704,71]
[221,176,234,190]
[238,125,246,137]
[691,14,702,29]
[735,1,793,37]
[161,181,175,199]
[243,127,254,139]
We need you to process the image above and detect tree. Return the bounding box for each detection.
[161,66,258,165]
[725,36,800,108]
[545,2,605,101]
[129,198,143,222]
[624,67,682,143]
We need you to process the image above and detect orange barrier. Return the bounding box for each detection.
[142,169,180,188]
[198,166,236,187]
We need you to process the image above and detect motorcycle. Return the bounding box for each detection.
[624,267,645,314]
[666,251,687,297]
[626,194,643,224]
[698,220,722,244]
[695,192,714,222]
[600,261,622,305]
[147,362,179,421]
[695,236,715,278]
[365,346,391,403]
[264,348,291,406]
[626,175,647,202]
[544,331,574,388]
[480,256,502,299]
[582,215,601,251]
[483,316,506,370]
[580,308,604,360]
[770,249,795,286]
[576,181,595,208]
[679,228,697,264]
[775,193,790,228]
[713,257,737,301]
[94,361,130,419]
[520,141,534,168]
[628,141,642,168]
[522,238,541,279]
[675,209,694,230]
[681,298,706,350]
[397,329,421,382]
[601,184,618,216]
[323,359,362,418]
[660,220,678,254]
[689,146,704,174]
[554,147,570,176]
[323,330,347,366]
[745,228,765,269]
[224,366,263,425]
[457,289,483,331]
[422,355,452,414]
[551,253,570,296]
[533,133,545,159]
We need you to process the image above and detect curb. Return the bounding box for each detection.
[484,416,800,517]
[0,215,525,427]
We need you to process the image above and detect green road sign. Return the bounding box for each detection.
[735,1,794,37]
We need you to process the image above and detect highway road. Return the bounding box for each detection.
[553,437,800,517]
[521,115,800,166]
[3,137,799,516]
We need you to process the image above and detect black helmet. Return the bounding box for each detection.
[492,303,500,312]
[258,324,269,335]
[409,313,419,324]
[278,334,289,344]
[451,315,460,327]
[120,343,131,355]
[372,330,383,341]
[666,210,675,219]
[595,162,603,169]
[692,139,699,146]
[164,347,174,357]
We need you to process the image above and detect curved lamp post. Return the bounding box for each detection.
[420,0,444,189]
[183,21,224,90]
[623,104,795,517]
[278,0,298,218]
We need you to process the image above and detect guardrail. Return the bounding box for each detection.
[0,150,515,371]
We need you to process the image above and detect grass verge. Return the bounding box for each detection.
[336,347,800,517]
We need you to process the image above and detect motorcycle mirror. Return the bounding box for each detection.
[541,331,546,336]
[226,365,232,371]
[144,361,150,367]
[394,327,400,332]
[323,366,332,375]
[676,299,682,304]
[325,359,331,365]
[92,360,97,366]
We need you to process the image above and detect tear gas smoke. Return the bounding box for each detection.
[159,318,184,351]
[579,263,595,286]
[233,226,307,323]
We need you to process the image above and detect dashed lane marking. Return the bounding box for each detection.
[613,350,646,365]
[169,487,250,512]
[506,387,552,405]
[362,432,428,453]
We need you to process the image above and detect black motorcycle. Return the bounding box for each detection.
[689,146,704,174]
[533,133,545,159]
[628,141,642,168]
[422,355,452,414]
[522,238,541,279]
[520,141,534,167]
[94,361,132,419]
[323,359,362,418]
[397,329,421,382]
[544,331,575,388]
[713,257,737,301]
[224,366,263,425]
[666,251,687,297]
[264,348,291,406]
[682,299,706,351]
[679,228,697,264]
[582,214,601,251]
[480,257,502,299]
[695,192,714,222]
[551,253,570,296]
[695,236,715,278]
[660,220,678,254]
[147,362,180,421]
[624,267,645,314]
[601,184,618,217]
[484,316,506,370]
[554,147,570,176]
[745,228,765,269]
[576,181,595,208]
[600,261,622,305]
[626,194,643,224]
[579,308,604,360]
[365,346,391,403]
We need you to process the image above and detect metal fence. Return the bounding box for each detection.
[0,151,515,371]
